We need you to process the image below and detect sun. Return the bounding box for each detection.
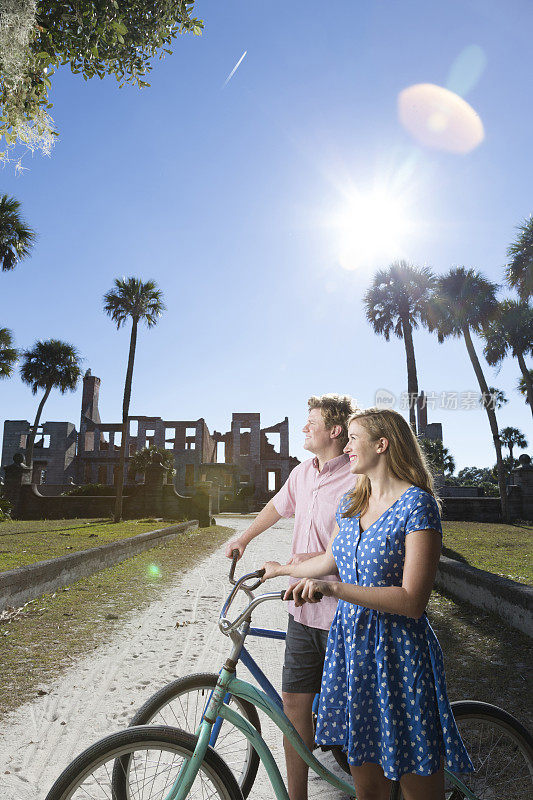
[330,187,413,272]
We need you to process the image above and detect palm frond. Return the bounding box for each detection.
[20,339,82,394]
[0,193,37,271]
[103,276,166,329]
[505,216,533,300]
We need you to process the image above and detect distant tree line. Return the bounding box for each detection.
[1,192,165,522]
[363,218,532,521]
[1,192,531,523]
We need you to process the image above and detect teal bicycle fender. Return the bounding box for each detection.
[227,677,356,796]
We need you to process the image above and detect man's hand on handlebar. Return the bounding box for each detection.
[285,578,333,606]
[225,538,246,559]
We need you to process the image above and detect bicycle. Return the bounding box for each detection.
[122,550,332,798]
[44,564,533,800]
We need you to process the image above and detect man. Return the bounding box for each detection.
[225,393,357,800]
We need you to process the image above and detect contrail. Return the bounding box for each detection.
[223,50,247,87]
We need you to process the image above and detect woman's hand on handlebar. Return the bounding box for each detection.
[286,578,334,606]
[260,561,283,581]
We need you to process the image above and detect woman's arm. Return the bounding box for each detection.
[292,528,441,619]
[261,525,339,581]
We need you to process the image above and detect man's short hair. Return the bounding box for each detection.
[308,394,358,449]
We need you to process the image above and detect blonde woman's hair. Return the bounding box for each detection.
[308,394,359,449]
[343,407,441,518]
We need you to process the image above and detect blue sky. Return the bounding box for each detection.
[1,0,532,470]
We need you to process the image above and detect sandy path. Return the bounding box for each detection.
[0,516,349,800]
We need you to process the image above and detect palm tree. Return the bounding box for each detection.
[0,327,18,378]
[419,437,455,475]
[0,194,36,271]
[103,277,166,522]
[499,426,528,470]
[483,300,533,416]
[364,261,435,431]
[517,369,533,406]
[486,386,508,410]
[505,216,533,300]
[427,267,509,521]
[20,339,82,470]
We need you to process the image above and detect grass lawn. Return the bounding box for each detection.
[442,520,533,584]
[0,518,186,572]
[0,524,234,719]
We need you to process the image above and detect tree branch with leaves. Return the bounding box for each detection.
[0,1,203,164]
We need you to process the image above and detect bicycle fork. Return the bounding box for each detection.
[163,667,239,800]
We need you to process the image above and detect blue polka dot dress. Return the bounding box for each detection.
[315,486,473,780]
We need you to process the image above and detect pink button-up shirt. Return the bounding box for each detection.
[272,453,355,630]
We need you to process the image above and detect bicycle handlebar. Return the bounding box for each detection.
[219,569,323,635]
[228,550,265,591]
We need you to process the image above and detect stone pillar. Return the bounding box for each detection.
[417,393,427,436]
[250,419,261,463]
[280,417,290,457]
[231,419,240,461]
[511,454,533,520]
[2,454,32,518]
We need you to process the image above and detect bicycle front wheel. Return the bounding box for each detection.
[389,700,533,799]
[128,672,260,798]
[44,725,244,800]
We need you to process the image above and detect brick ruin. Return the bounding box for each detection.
[1,370,299,509]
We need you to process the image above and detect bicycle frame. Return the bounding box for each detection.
[165,666,478,800]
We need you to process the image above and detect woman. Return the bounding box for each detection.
[262,408,472,800]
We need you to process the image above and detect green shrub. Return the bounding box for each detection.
[62,483,114,497]
[0,492,12,521]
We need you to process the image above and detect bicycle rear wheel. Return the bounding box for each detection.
[389,700,533,799]
[44,725,244,800]
[128,673,260,798]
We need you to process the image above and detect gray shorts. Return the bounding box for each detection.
[282,614,329,694]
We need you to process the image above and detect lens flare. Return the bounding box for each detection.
[398,83,484,154]
[447,45,487,98]
[148,564,161,578]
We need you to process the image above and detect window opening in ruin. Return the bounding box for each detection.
[145,429,155,449]
[84,431,95,451]
[267,470,277,492]
[185,464,195,486]
[224,473,233,487]
[265,432,280,453]
[19,434,27,448]
[98,465,108,484]
[129,443,136,457]
[35,434,51,449]
[129,420,138,437]
[113,431,121,449]
[201,472,207,481]
[216,441,225,463]
[100,432,110,451]
[185,441,196,450]
[240,427,251,456]
[84,463,92,483]
[186,427,196,438]
[165,428,175,450]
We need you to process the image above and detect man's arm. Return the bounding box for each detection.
[224,499,282,558]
